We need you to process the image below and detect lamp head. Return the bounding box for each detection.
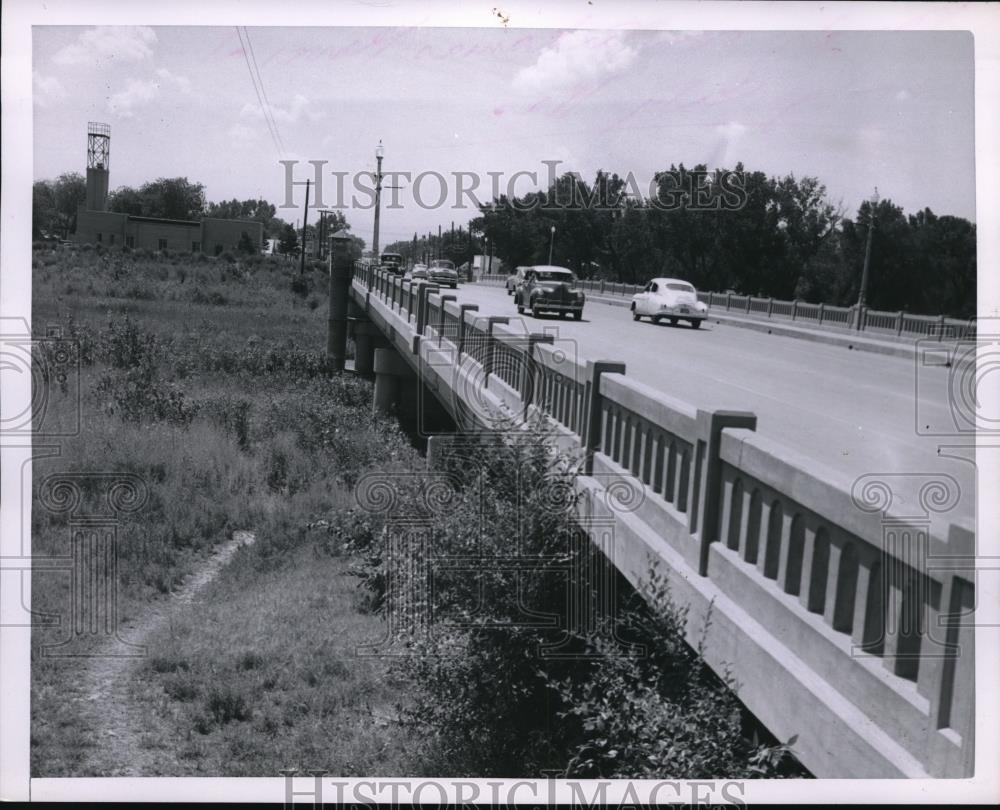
[375,141,384,159]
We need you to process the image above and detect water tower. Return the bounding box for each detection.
[85,122,110,211]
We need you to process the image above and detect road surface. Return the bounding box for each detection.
[450,282,975,530]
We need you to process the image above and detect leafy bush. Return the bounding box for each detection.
[352,433,805,778]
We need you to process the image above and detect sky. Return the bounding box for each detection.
[32,26,976,245]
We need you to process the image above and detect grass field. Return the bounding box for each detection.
[29,243,804,779]
[30,244,427,776]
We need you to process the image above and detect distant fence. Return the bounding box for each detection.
[476,274,976,342]
[352,261,975,777]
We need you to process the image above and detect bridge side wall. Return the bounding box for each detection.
[348,262,975,779]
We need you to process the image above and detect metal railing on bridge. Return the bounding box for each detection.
[476,273,977,342]
[351,260,975,778]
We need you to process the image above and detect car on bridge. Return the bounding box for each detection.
[631,278,708,328]
[428,259,458,288]
[379,252,404,275]
[411,263,429,281]
[514,265,585,319]
[506,266,530,295]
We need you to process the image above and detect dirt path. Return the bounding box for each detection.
[66,530,256,776]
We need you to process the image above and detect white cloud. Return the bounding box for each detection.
[229,123,259,146]
[716,121,748,141]
[239,93,322,125]
[104,69,192,118]
[513,30,637,93]
[33,71,67,107]
[53,26,157,66]
[652,31,705,46]
[107,79,158,118]
[895,89,911,102]
[712,121,749,166]
[156,68,192,94]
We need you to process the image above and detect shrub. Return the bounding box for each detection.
[355,433,804,778]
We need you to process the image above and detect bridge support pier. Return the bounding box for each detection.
[326,233,355,372]
[352,321,388,377]
[426,434,455,470]
[373,347,414,416]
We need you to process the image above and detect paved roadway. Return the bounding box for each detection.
[448,282,975,529]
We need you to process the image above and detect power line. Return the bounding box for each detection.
[235,27,283,158]
[243,27,286,154]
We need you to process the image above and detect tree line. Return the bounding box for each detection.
[32,173,354,258]
[468,165,976,318]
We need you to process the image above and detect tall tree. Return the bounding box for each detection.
[278,223,299,256]
[49,173,87,237]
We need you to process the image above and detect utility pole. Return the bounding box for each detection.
[855,188,878,331]
[299,178,311,275]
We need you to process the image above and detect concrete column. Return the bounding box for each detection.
[373,347,413,416]
[583,360,626,475]
[326,235,354,372]
[352,321,386,376]
[426,434,455,470]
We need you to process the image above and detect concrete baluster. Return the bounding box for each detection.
[583,362,626,475]
[693,412,757,576]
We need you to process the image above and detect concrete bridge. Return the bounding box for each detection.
[334,258,975,779]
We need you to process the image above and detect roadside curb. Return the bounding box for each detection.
[475,281,970,364]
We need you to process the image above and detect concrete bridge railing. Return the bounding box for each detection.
[475,273,977,341]
[350,261,975,778]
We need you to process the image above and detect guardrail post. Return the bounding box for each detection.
[415,283,439,336]
[896,311,905,336]
[484,316,509,381]
[791,299,798,320]
[767,297,774,317]
[437,295,457,346]
[692,409,757,576]
[818,302,825,324]
[519,332,554,417]
[583,360,627,476]
[746,296,753,314]
[937,314,947,342]
[456,304,478,356]
[726,292,732,311]
[600,279,606,294]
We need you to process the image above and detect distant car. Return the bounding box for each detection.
[379,252,404,275]
[514,265,585,319]
[428,259,458,288]
[411,263,429,281]
[631,278,707,328]
[506,266,530,295]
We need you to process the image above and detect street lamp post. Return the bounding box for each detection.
[372,140,384,257]
[548,225,556,265]
[484,236,490,276]
[854,190,878,331]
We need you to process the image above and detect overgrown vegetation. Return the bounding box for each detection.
[32,244,806,778]
[340,433,807,778]
[30,245,416,775]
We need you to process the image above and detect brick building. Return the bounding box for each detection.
[73,122,262,254]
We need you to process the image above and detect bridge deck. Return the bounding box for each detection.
[347,265,976,779]
[454,283,974,533]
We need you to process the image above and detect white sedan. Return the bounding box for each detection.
[630,278,708,328]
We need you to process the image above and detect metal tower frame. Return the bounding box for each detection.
[87,122,110,170]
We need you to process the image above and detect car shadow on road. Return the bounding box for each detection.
[639,318,709,331]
